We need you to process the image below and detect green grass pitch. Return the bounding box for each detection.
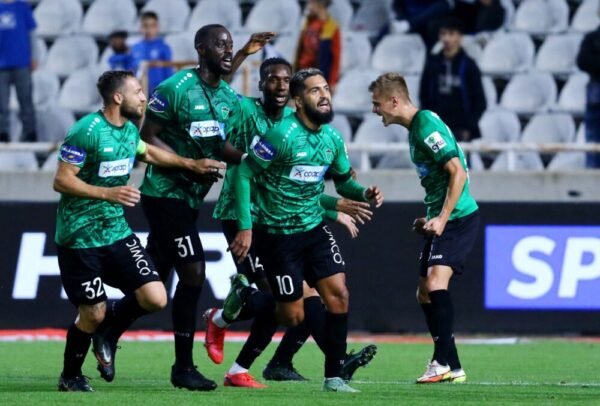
[1,339,599,405]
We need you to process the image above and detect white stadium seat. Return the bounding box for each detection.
[34,0,82,37]
[142,0,191,34]
[58,68,103,114]
[548,122,586,170]
[482,76,497,109]
[9,70,59,111]
[341,31,372,72]
[329,114,353,143]
[164,32,197,62]
[351,0,393,36]
[500,71,557,115]
[557,72,589,115]
[42,151,59,171]
[245,0,301,35]
[513,0,569,36]
[353,114,410,170]
[36,106,76,143]
[478,109,521,143]
[329,0,354,28]
[230,68,261,98]
[333,68,381,114]
[521,113,576,144]
[404,74,420,107]
[535,34,584,76]
[272,32,300,63]
[0,152,38,171]
[499,0,516,29]
[187,0,242,33]
[479,33,535,76]
[45,35,99,78]
[571,0,600,33]
[82,0,137,37]
[372,34,426,74]
[33,38,48,67]
[491,152,545,171]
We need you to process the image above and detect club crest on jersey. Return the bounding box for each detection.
[59,144,86,165]
[424,131,447,153]
[253,139,276,161]
[147,92,168,113]
[289,165,328,183]
[221,106,230,120]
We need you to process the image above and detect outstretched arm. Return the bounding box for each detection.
[224,32,276,83]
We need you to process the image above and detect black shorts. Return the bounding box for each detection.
[58,234,161,307]
[255,223,346,302]
[221,220,266,285]
[141,195,205,279]
[419,210,480,277]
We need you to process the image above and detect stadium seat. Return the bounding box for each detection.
[230,68,261,98]
[329,113,352,143]
[461,35,483,64]
[351,0,392,36]
[534,34,584,76]
[404,74,420,107]
[333,68,381,114]
[41,151,59,171]
[33,38,48,67]
[272,32,300,63]
[58,68,103,114]
[164,32,197,63]
[352,113,409,170]
[329,0,354,28]
[548,122,586,170]
[244,0,301,35]
[36,106,76,143]
[479,33,535,76]
[521,113,576,144]
[482,76,497,109]
[556,72,589,115]
[9,70,59,112]
[499,0,516,29]
[570,0,600,33]
[500,71,557,115]
[187,0,242,32]
[490,152,545,171]
[81,0,137,37]
[45,35,99,79]
[0,152,38,171]
[33,0,82,38]
[371,34,426,75]
[142,0,191,34]
[478,109,521,143]
[513,0,569,36]
[341,31,372,72]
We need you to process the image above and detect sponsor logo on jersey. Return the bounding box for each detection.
[98,158,134,178]
[194,105,206,110]
[59,144,86,165]
[147,92,169,113]
[296,151,307,157]
[289,165,328,183]
[103,147,114,152]
[253,139,276,161]
[189,120,226,140]
[424,131,447,153]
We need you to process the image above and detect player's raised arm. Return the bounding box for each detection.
[223,32,276,83]
[53,161,141,207]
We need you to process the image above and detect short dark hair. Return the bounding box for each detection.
[140,11,159,21]
[108,30,128,40]
[259,58,292,81]
[194,24,227,49]
[290,68,326,97]
[438,16,464,34]
[96,70,136,104]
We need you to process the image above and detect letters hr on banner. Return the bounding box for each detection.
[12,232,236,301]
[485,226,600,310]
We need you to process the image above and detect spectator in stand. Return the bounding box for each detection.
[0,0,37,143]
[391,0,452,49]
[453,0,505,34]
[295,0,341,91]
[419,17,486,142]
[131,11,173,93]
[577,9,600,168]
[108,30,136,72]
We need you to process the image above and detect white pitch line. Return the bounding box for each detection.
[351,380,600,387]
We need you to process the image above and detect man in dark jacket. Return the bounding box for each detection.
[576,19,600,168]
[419,17,486,142]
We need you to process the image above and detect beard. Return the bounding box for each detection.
[120,101,143,120]
[304,102,334,125]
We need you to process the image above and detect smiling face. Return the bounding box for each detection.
[198,27,234,75]
[296,74,333,125]
[260,64,292,109]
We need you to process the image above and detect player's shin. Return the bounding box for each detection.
[429,289,453,366]
[172,282,203,368]
[63,323,93,379]
[324,312,348,378]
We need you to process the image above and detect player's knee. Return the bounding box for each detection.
[323,286,349,313]
[78,305,106,330]
[137,283,168,312]
[425,277,447,293]
[278,308,304,327]
[176,262,206,287]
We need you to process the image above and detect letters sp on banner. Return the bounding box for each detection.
[12,232,236,301]
[485,226,600,310]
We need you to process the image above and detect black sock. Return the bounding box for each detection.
[97,294,149,343]
[324,312,348,378]
[63,323,92,379]
[235,301,277,370]
[239,288,275,319]
[303,296,327,353]
[269,323,310,366]
[448,336,461,370]
[172,283,202,369]
[429,290,453,366]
